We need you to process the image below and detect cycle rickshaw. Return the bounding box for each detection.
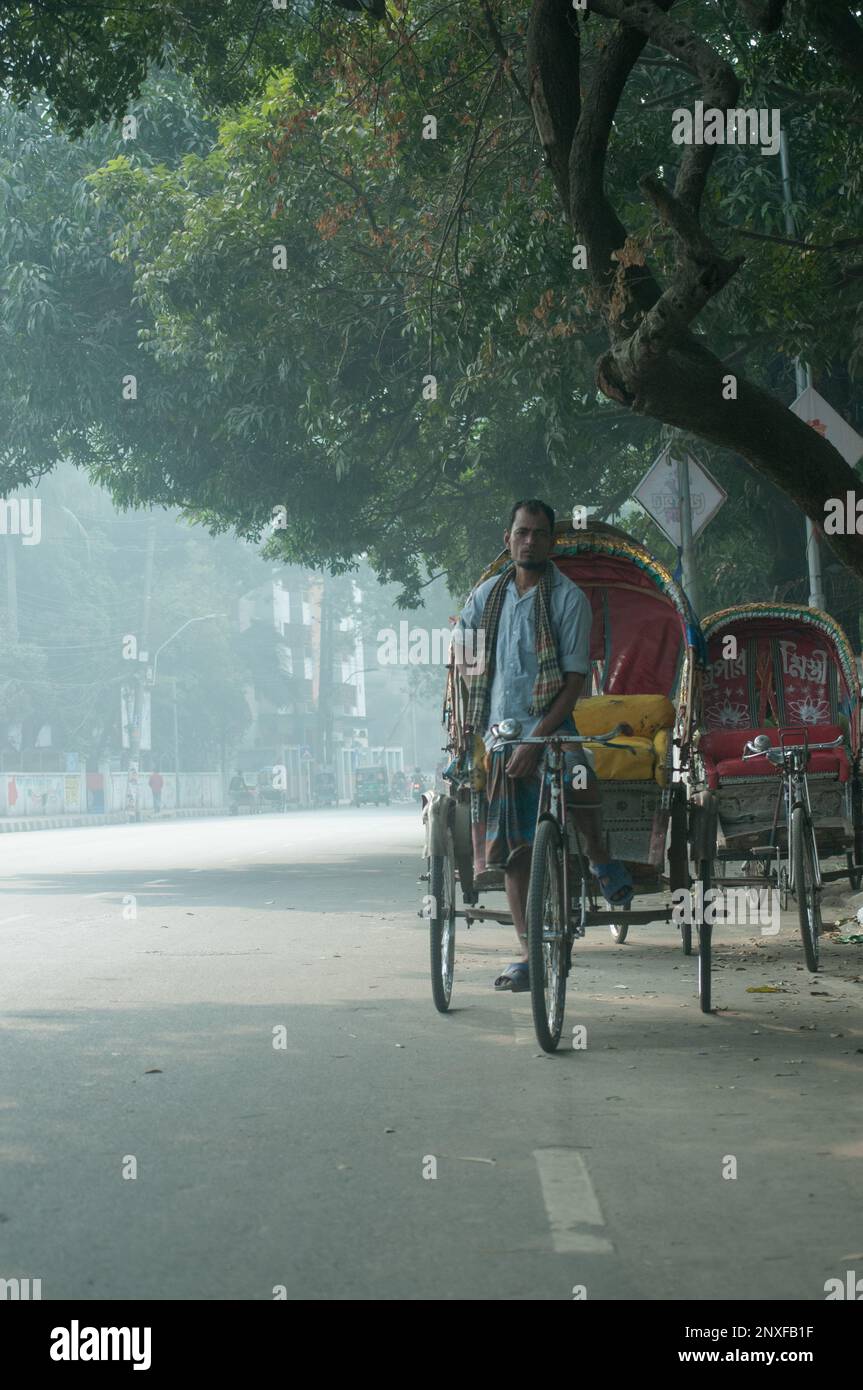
[423,520,707,1051]
[691,602,863,973]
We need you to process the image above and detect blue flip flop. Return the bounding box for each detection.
[494,961,530,992]
[590,860,635,907]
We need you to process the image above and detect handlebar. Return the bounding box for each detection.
[742,734,844,764]
[489,721,636,752]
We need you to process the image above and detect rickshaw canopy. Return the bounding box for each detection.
[700,602,861,754]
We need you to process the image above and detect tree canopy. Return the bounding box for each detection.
[1,1,862,605]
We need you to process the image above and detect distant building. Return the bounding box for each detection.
[237,568,395,802]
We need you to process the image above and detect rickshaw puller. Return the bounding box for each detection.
[457,498,634,993]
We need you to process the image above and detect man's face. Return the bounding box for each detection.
[505,508,553,570]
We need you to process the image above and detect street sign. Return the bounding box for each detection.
[790,385,863,466]
[633,445,727,547]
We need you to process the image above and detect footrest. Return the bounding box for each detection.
[473,868,506,892]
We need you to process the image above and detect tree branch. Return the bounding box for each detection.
[526,0,581,211]
[479,0,529,105]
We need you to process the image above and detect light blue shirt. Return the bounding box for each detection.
[458,565,592,746]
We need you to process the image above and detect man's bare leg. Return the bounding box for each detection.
[569,790,609,863]
[504,852,531,961]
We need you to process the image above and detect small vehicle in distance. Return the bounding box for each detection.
[228,772,258,815]
[353,765,390,806]
[390,769,410,802]
[313,769,338,807]
[256,767,289,812]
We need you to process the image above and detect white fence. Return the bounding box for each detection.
[0,771,224,818]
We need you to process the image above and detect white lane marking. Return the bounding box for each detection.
[0,914,33,923]
[533,1149,614,1254]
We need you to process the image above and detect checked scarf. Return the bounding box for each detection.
[463,563,565,733]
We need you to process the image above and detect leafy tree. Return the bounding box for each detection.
[1,4,862,600]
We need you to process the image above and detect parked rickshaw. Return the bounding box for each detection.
[353,765,390,806]
[257,767,288,812]
[692,602,863,973]
[424,520,707,1050]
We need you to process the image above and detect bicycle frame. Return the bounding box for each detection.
[489,721,632,939]
[742,730,844,894]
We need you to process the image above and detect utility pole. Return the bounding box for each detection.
[676,450,701,617]
[127,514,156,820]
[780,131,825,611]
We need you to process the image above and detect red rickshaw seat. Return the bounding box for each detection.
[700,725,849,789]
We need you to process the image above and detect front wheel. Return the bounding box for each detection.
[527,819,568,1053]
[697,922,712,1012]
[791,806,821,972]
[609,920,629,944]
[429,837,456,1012]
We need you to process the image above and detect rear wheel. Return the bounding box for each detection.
[792,805,821,972]
[852,775,863,890]
[527,819,567,1053]
[696,808,715,1012]
[669,785,690,954]
[778,863,789,911]
[429,836,456,1012]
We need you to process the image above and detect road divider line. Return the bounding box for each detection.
[533,1148,614,1254]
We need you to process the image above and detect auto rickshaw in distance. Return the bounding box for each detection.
[313,769,338,806]
[353,765,390,806]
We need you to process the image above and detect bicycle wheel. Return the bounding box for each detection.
[429,836,456,1012]
[527,818,567,1053]
[791,805,821,972]
[696,823,713,1010]
[697,922,712,1012]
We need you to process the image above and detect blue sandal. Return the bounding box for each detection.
[590,860,635,907]
[494,961,530,992]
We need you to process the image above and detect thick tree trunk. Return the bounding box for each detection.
[527,0,863,582]
[596,336,863,574]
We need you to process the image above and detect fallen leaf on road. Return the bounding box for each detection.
[746,986,786,993]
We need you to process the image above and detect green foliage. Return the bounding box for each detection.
[0,4,861,611]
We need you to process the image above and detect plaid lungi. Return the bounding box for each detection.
[485,744,596,869]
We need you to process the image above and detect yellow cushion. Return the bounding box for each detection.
[586,735,656,781]
[574,694,676,740]
[653,727,670,787]
[469,733,487,790]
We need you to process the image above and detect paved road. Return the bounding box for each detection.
[1,808,861,1300]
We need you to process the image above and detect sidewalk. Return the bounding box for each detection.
[0,808,226,833]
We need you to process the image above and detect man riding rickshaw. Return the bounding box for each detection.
[455,498,634,992]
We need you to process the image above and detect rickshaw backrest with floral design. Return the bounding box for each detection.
[700,604,861,753]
